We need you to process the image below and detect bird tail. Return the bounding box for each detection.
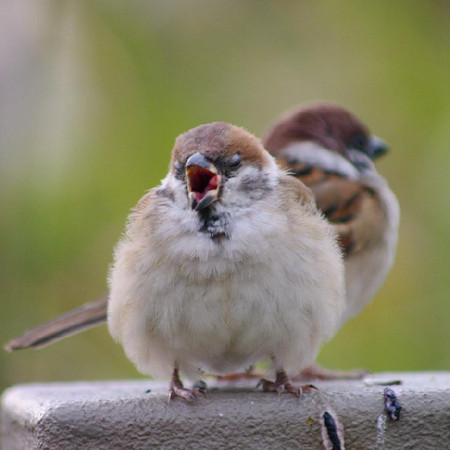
[4,293,108,351]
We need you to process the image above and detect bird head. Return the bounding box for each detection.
[169,122,277,212]
[263,102,388,174]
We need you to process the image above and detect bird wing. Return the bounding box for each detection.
[277,158,385,256]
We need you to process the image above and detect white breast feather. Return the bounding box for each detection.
[108,167,344,380]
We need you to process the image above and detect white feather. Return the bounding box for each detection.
[108,161,345,380]
[282,142,360,179]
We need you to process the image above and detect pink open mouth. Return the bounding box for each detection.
[187,165,221,210]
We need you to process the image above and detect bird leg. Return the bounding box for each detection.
[257,370,316,397]
[214,363,367,384]
[295,363,368,381]
[214,366,263,381]
[168,368,207,402]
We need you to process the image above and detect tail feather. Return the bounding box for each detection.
[4,293,108,351]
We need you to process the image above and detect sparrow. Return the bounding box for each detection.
[263,102,400,379]
[6,122,345,400]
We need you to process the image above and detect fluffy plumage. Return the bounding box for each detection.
[6,105,393,390]
[107,122,345,384]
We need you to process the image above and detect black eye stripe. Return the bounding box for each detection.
[350,134,368,150]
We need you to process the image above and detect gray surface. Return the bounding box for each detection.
[1,373,449,449]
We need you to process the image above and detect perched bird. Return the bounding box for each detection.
[217,103,400,382]
[6,122,345,400]
[264,103,399,325]
[263,103,399,378]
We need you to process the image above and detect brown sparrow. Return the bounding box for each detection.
[6,122,345,400]
[263,102,400,379]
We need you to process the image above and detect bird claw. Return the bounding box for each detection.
[256,378,301,397]
[193,380,208,397]
[257,371,316,397]
[168,368,208,403]
[168,386,200,403]
[168,384,209,402]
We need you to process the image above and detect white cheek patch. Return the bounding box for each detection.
[220,164,278,208]
[162,173,189,208]
[282,142,360,179]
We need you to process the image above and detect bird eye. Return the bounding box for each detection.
[229,153,241,169]
[350,134,368,151]
[173,161,184,179]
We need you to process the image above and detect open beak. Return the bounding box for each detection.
[186,152,222,211]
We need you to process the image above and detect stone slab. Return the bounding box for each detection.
[1,372,449,449]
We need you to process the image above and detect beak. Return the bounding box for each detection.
[368,136,389,159]
[185,152,222,211]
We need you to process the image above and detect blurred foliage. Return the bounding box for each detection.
[1,0,449,393]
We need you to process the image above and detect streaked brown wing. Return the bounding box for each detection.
[4,293,108,351]
[278,158,384,256]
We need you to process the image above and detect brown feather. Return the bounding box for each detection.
[278,156,384,256]
[264,102,370,157]
[171,122,271,169]
[4,293,108,351]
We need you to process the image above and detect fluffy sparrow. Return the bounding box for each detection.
[263,102,400,379]
[6,122,345,400]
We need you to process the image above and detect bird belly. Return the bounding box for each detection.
[140,259,310,377]
[109,243,327,379]
[108,205,344,379]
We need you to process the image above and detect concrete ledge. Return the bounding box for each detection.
[1,372,449,449]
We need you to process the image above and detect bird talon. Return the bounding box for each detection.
[193,380,208,396]
[168,368,206,403]
[168,387,198,403]
[257,371,305,397]
[302,384,318,392]
[255,379,264,390]
[194,388,208,398]
[256,378,277,393]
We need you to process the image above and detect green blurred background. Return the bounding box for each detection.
[1,1,449,392]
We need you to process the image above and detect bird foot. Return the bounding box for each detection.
[168,369,207,403]
[169,385,206,402]
[257,370,317,397]
[295,363,368,381]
